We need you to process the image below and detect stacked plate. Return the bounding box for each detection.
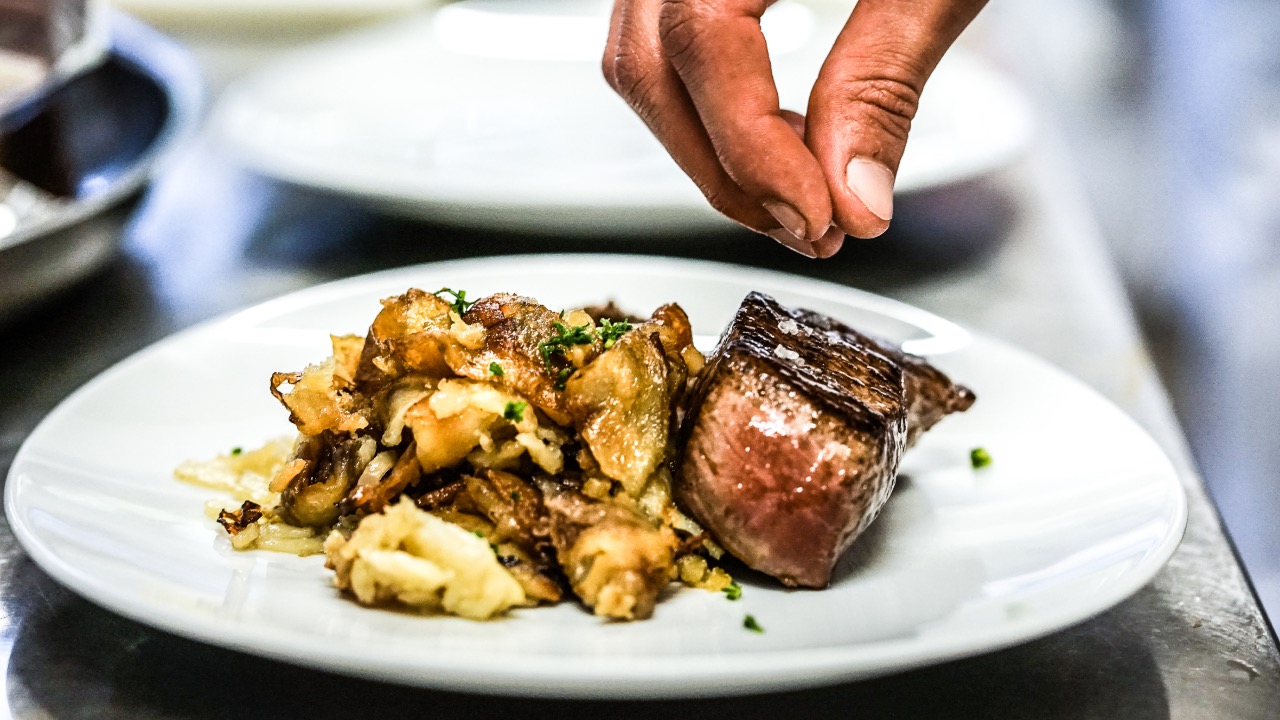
[207,0,1036,234]
[113,0,431,29]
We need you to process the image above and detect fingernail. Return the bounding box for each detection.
[766,228,817,258]
[813,225,846,258]
[846,158,895,221]
[763,200,808,241]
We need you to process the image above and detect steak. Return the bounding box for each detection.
[783,303,976,446]
[675,292,974,588]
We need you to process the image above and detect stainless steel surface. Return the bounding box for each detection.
[1007,0,1280,630]
[0,0,108,117]
[0,117,1275,716]
[0,12,201,326]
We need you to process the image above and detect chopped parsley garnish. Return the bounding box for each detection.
[489,362,505,377]
[510,491,521,501]
[503,400,527,423]
[230,447,243,456]
[547,321,595,349]
[554,367,573,390]
[538,321,595,389]
[722,581,742,601]
[598,318,633,349]
[433,287,476,315]
[475,532,501,555]
[743,614,764,633]
[970,447,993,469]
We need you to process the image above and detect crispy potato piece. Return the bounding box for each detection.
[542,485,677,621]
[330,334,365,383]
[353,289,466,391]
[453,294,601,426]
[270,358,369,436]
[399,378,568,477]
[649,303,695,350]
[343,442,421,515]
[279,434,376,527]
[462,470,564,604]
[564,329,673,497]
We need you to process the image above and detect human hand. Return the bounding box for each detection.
[603,0,987,257]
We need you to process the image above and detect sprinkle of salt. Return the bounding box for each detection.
[773,344,803,364]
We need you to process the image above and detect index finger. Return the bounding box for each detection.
[658,0,832,243]
[604,0,811,251]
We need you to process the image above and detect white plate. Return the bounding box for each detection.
[5,255,1184,698]
[208,0,1036,234]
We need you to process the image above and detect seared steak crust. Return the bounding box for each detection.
[676,292,974,588]
[784,304,976,445]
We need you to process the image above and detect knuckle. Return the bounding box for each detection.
[609,50,664,112]
[601,53,619,92]
[842,74,920,146]
[701,184,770,233]
[658,0,710,69]
[690,173,743,220]
[701,185,736,218]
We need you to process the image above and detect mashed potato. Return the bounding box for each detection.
[323,499,525,620]
[174,436,293,506]
[176,437,327,556]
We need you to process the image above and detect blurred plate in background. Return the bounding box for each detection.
[111,0,432,30]
[209,0,1035,235]
[0,13,202,326]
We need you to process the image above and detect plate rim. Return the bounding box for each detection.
[4,254,1188,698]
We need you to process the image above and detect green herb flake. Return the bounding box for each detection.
[537,321,597,389]
[598,318,633,349]
[230,447,243,456]
[970,447,993,470]
[743,614,764,633]
[489,362,505,377]
[503,400,528,423]
[510,491,521,502]
[433,287,476,316]
[554,367,573,390]
[722,581,743,601]
[552,321,595,347]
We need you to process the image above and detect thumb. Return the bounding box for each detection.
[807,0,987,238]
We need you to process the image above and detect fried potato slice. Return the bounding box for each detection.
[452,294,602,426]
[403,378,566,476]
[564,329,673,497]
[541,485,677,621]
[278,434,376,527]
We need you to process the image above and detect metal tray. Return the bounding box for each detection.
[0,13,201,326]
